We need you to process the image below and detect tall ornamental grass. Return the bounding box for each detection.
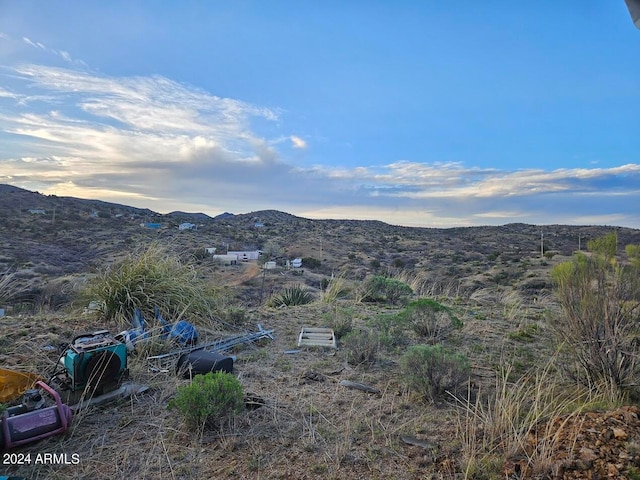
[85,243,216,324]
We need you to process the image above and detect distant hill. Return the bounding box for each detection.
[1,183,639,295]
[165,211,213,222]
[213,212,235,220]
[0,184,156,217]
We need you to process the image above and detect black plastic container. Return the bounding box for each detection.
[176,350,234,378]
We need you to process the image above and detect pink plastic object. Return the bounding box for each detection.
[1,381,72,449]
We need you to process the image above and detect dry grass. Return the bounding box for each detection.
[82,242,217,326]
[320,272,349,304]
[452,356,616,479]
[391,269,465,299]
[0,268,33,307]
[0,261,629,480]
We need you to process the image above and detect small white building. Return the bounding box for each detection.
[227,250,262,261]
[205,247,216,255]
[291,258,303,268]
[264,261,277,269]
[179,222,196,231]
[213,254,239,266]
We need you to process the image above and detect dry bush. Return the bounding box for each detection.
[401,344,470,402]
[552,251,640,400]
[323,305,353,339]
[342,328,379,366]
[391,269,463,299]
[398,298,463,342]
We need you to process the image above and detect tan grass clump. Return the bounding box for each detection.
[453,358,614,478]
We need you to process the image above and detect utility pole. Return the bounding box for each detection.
[540,229,544,258]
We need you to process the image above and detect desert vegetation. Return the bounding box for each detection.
[2,187,640,479]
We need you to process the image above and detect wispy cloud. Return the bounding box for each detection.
[21,36,87,67]
[0,87,18,99]
[23,37,45,50]
[1,63,639,228]
[290,135,307,149]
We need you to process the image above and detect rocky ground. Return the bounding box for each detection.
[505,406,640,479]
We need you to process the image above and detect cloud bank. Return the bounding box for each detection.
[1,63,639,228]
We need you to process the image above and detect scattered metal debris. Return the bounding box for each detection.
[69,383,149,412]
[244,393,266,411]
[302,370,325,382]
[147,324,274,371]
[339,380,381,394]
[297,327,337,348]
[399,435,436,450]
[116,307,199,352]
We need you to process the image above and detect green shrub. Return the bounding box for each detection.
[368,314,407,351]
[301,257,321,269]
[362,275,412,305]
[400,344,470,402]
[84,243,215,324]
[325,306,353,339]
[268,284,314,307]
[219,305,249,326]
[168,372,244,429]
[627,244,640,268]
[398,298,462,341]
[342,328,379,366]
[552,244,640,399]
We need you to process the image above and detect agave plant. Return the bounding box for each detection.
[268,284,314,307]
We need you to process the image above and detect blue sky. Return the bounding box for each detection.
[1,1,639,227]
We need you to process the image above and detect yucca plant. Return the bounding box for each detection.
[84,242,216,324]
[268,284,314,307]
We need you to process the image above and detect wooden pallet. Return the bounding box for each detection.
[297,327,337,348]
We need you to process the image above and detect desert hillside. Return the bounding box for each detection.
[1,185,640,479]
